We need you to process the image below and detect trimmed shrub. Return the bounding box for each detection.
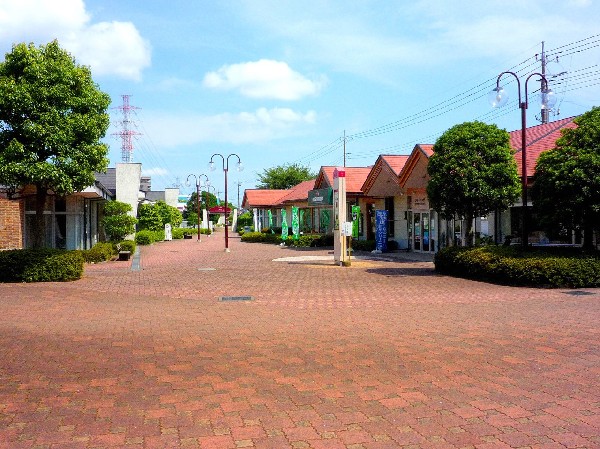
[434,245,600,288]
[153,229,165,242]
[135,230,155,245]
[172,228,185,239]
[81,242,115,263]
[116,240,136,254]
[0,249,84,282]
[352,239,376,251]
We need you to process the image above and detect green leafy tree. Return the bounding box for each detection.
[101,201,137,241]
[427,121,520,246]
[185,190,218,219]
[257,163,315,189]
[186,212,199,227]
[532,107,600,250]
[137,203,163,231]
[154,200,183,227]
[0,41,111,248]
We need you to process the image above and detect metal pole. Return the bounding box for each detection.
[196,182,201,241]
[520,103,528,249]
[224,166,229,251]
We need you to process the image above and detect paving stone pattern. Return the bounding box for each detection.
[1,233,599,448]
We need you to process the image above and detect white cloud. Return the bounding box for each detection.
[141,107,317,147]
[203,59,327,100]
[0,0,151,80]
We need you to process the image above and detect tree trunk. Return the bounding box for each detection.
[582,217,594,252]
[464,213,474,247]
[33,186,48,249]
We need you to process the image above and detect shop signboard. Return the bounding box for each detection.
[308,188,333,206]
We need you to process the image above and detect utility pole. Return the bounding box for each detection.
[540,41,549,124]
[343,130,347,167]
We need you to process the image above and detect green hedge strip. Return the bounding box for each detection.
[0,249,84,282]
[435,246,600,288]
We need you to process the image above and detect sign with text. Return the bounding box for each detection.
[375,209,388,252]
[209,206,231,214]
[308,188,333,206]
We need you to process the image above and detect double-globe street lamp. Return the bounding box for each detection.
[209,153,243,252]
[489,71,556,249]
[185,173,209,242]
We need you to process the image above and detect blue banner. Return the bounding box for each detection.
[375,209,388,252]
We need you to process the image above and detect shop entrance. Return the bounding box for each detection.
[412,211,433,252]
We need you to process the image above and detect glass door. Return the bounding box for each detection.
[413,213,421,251]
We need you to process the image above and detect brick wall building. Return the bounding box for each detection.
[0,196,24,250]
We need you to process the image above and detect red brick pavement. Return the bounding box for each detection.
[1,232,599,448]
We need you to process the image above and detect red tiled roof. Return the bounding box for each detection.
[279,179,316,203]
[315,166,372,194]
[509,116,576,176]
[362,155,410,194]
[242,189,288,208]
[398,144,434,188]
[381,155,410,176]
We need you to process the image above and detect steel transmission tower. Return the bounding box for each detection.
[112,95,141,163]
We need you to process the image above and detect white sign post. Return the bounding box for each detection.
[333,168,350,266]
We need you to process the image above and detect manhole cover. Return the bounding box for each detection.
[563,290,596,296]
[219,296,254,301]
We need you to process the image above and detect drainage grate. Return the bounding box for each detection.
[197,267,216,271]
[563,290,596,296]
[219,296,254,301]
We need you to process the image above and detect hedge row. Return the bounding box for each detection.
[240,232,334,247]
[135,227,212,245]
[0,249,84,282]
[434,246,600,288]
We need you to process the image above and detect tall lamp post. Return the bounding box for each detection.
[186,173,209,242]
[209,153,243,252]
[489,72,556,249]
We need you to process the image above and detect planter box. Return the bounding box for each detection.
[184,234,193,239]
[118,251,131,261]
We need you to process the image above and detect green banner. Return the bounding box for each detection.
[320,209,330,233]
[268,210,273,233]
[352,205,361,238]
[300,209,305,232]
[281,209,288,240]
[291,206,299,240]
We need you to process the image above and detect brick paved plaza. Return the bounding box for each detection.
[1,233,599,449]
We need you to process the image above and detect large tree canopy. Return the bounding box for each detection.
[257,163,315,189]
[427,121,520,245]
[0,40,111,247]
[532,107,600,250]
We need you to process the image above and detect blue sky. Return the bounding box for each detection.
[2,0,600,198]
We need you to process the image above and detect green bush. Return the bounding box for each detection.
[351,239,376,251]
[135,230,155,245]
[153,229,165,242]
[116,240,136,254]
[241,232,333,248]
[0,249,84,282]
[434,245,600,288]
[81,242,115,263]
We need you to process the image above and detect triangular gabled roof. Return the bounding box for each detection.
[315,166,372,194]
[242,189,288,209]
[398,144,434,188]
[509,116,576,177]
[279,179,316,204]
[362,154,410,195]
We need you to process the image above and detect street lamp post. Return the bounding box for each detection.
[209,153,243,252]
[489,72,556,249]
[186,173,209,242]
